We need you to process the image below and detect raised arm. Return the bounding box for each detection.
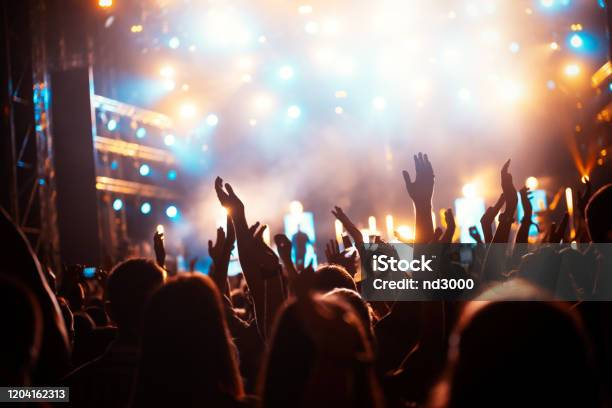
[402,153,435,243]
[492,160,517,243]
[480,193,504,244]
[208,214,235,297]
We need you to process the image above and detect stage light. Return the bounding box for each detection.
[279,65,295,80]
[167,169,177,180]
[396,225,415,242]
[107,119,118,131]
[110,160,119,170]
[98,0,112,8]
[335,90,347,98]
[160,66,174,78]
[289,200,304,215]
[569,33,583,49]
[305,21,319,35]
[335,106,343,114]
[168,36,180,49]
[258,35,267,43]
[206,113,219,127]
[164,134,176,146]
[139,164,151,176]
[564,63,580,77]
[140,202,152,215]
[156,224,164,234]
[372,96,386,111]
[179,103,197,118]
[550,42,560,50]
[112,198,123,211]
[130,25,143,33]
[287,105,302,119]
[166,205,179,218]
[526,176,539,190]
[462,183,477,198]
[136,127,146,139]
[540,0,554,8]
[509,42,520,53]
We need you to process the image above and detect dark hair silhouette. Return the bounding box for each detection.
[586,183,612,242]
[324,288,375,346]
[106,258,165,338]
[131,273,244,407]
[259,297,382,408]
[313,264,357,292]
[432,299,597,407]
[0,276,43,385]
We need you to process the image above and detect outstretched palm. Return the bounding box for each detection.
[402,152,434,206]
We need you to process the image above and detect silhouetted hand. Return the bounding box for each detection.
[547,213,569,243]
[274,233,298,282]
[153,231,166,268]
[480,193,504,243]
[332,206,364,245]
[208,215,236,294]
[440,208,456,243]
[519,187,533,223]
[500,159,517,218]
[402,152,434,207]
[469,226,483,244]
[430,227,443,243]
[325,239,358,277]
[215,177,244,215]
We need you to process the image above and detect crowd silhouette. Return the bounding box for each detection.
[1,152,611,407]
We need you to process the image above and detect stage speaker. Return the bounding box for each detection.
[50,67,101,266]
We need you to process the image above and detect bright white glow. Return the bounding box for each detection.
[458,88,471,101]
[525,176,539,190]
[139,164,151,176]
[164,134,176,146]
[541,0,554,7]
[279,65,295,80]
[564,63,580,77]
[107,119,117,131]
[509,42,520,53]
[305,21,319,35]
[462,183,478,198]
[570,34,583,48]
[499,80,524,102]
[160,65,175,78]
[112,199,123,211]
[237,57,253,70]
[253,94,274,112]
[179,103,197,118]
[335,57,355,75]
[136,127,146,139]
[206,113,219,126]
[204,9,253,48]
[287,105,302,119]
[396,225,415,241]
[289,200,304,214]
[140,202,152,214]
[168,36,180,49]
[162,79,175,91]
[335,106,343,114]
[550,41,560,50]
[298,5,313,14]
[166,205,179,218]
[372,96,386,111]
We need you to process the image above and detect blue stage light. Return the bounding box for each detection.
[136,127,147,138]
[569,33,583,49]
[167,169,177,180]
[164,134,176,146]
[139,164,151,176]
[166,205,178,218]
[140,202,152,214]
[112,198,123,211]
[110,160,119,170]
[107,119,117,131]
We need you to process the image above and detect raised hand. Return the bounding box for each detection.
[153,230,166,268]
[274,233,297,282]
[548,213,569,243]
[208,215,236,294]
[402,152,435,206]
[325,239,358,277]
[500,159,518,218]
[480,193,504,243]
[331,206,363,245]
[214,176,244,215]
[516,187,534,244]
[440,208,456,243]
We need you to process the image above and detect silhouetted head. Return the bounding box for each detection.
[313,264,356,292]
[106,258,165,338]
[132,273,243,407]
[433,299,596,407]
[0,276,42,385]
[260,296,382,408]
[324,288,375,345]
[586,183,612,242]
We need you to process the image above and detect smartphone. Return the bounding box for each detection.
[82,266,97,279]
[342,234,352,249]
